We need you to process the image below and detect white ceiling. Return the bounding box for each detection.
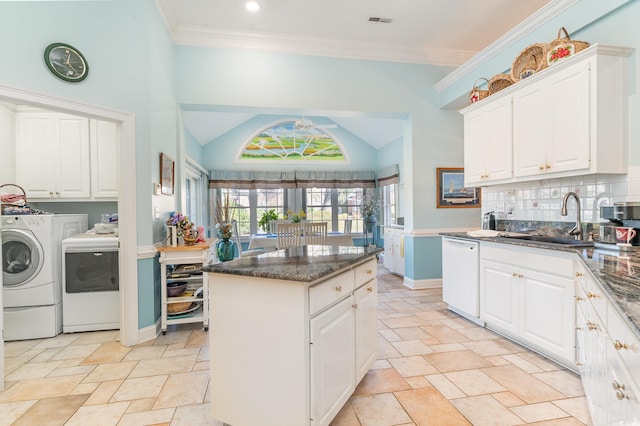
[158,0,551,148]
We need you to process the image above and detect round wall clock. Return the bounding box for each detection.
[44,42,89,82]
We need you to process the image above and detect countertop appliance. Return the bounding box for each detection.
[442,236,481,324]
[597,202,640,251]
[62,232,120,332]
[482,211,496,230]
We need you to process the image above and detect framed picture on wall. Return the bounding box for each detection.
[160,153,175,195]
[436,167,481,208]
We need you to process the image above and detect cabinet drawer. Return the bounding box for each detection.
[607,307,640,388]
[481,244,575,277]
[354,259,376,288]
[584,275,608,326]
[309,271,355,316]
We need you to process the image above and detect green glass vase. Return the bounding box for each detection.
[216,239,235,262]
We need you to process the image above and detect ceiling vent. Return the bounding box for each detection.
[368,17,393,23]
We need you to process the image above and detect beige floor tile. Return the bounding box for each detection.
[83,361,138,382]
[481,365,566,404]
[162,347,200,358]
[414,310,454,321]
[370,359,392,370]
[51,343,102,361]
[70,381,100,396]
[70,330,120,345]
[125,397,156,414]
[65,400,130,426]
[153,370,209,409]
[425,349,492,373]
[393,326,432,341]
[510,401,572,423]
[128,355,197,378]
[353,368,411,396]
[0,400,37,426]
[5,360,64,381]
[552,396,592,425]
[3,340,40,358]
[110,375,168,402]
[387,301,421,312]
[331,401,361,426]
[420,325,469,344]
[47,363,96,378]
[428,343,467,353]
[0,374,85,403]
[391,340,433,357]
[84,380,124,405]
[196,346,210,362]
[350,393,413,426]
[185,330,209,348]
[11,394,90,426]
[425,374,466,399]
[123,345,167,361]
[81,342,131,364]
[4,349,44,375]
[395,387,471,425]
[491,391,527,408]
[457,326,501,341]
[452,394,524,426]
[379,329,403,342]
[117,407,175,426]
[388,355,438,377]
[32,333,79,349]
[445,369,506,396]
[377,337,403,359]
[381,316,429,328]
[502,353,545,374]
[533,370,585,397]
[526,417,586,425]
[29,347,64,363]
[462,338,523,357]
[516,351,564,372]
[172,402,223,425]
[404,376,432,389]
[486,355,512,366]
[193,360,210,371]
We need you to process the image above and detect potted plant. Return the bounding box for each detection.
[258,209,279,233]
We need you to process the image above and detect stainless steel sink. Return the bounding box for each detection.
[499,235,594,247]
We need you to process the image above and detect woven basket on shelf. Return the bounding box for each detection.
[469,78,490,104]
[167,301,193,314]
[546,27,590,66]
[511,43,548,81]
[488,73,514,94]
[1,184,29,215]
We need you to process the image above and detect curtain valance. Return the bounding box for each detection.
[208,170,376,189]
[376,164,399,186]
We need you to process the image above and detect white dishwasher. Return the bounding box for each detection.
[441,237,481,324]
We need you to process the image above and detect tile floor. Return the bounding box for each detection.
[1,265,591,425]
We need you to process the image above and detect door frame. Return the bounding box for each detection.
[0,83,139,386]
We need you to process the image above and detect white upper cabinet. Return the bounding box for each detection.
[16,112,91,199]
[90,119,118,199]
[461,44,632,185]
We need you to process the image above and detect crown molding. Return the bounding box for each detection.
[171,26,475,66]
[434,0,577,92]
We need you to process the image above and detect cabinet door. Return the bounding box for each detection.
[16,113,55,198]
[90,119,119,198]
[520,270,575,363]
[463,97,512,186]
[310,296,356,426]
[56,114,90,198]
[354,280,377,383]
[546,61,590,174]
[480,260,518,335]
[383,229,395,272]
[513,82,547,178]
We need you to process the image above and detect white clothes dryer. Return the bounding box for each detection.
[2,214,87,340]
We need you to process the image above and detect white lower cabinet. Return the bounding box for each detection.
[383,227,404,276]
[575,267,640,425]
[480,243,576,366]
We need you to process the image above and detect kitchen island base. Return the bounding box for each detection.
[205,247,379,426]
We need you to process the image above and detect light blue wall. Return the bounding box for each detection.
[202,114,377,171]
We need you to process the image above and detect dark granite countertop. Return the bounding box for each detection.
[441,232,640,341]
[202,244,383,283]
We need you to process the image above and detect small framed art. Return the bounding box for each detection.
[436,167,481,208]
[160,153,175,195]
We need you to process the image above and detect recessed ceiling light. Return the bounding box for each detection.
[245,1,260,12]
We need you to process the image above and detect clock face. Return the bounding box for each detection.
[44,43,88,82]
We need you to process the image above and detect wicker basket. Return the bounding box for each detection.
[1,184,29,215]
[469,78,490,104]
[546,27,590,66]
[167,301,193,314]
[511,43,548,81]
[488,73,514,94]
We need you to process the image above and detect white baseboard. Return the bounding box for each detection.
[138,318,161,344]
[403,277,442,290]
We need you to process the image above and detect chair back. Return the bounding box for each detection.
[232,221,243,258]
[343,219,352,234]
[269,219,291,234]
[303,222,327,245]
[276,223,302,248]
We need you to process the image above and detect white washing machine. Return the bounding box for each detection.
[62,232,120,333]
[2,214,87,340]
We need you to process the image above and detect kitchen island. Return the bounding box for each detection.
[202,244,382,426]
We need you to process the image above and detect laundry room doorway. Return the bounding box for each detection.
[0,83,139,389]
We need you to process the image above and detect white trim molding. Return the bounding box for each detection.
[138,318,162,344]
[403,277,442,290]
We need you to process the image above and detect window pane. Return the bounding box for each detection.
[219,188,251,235]
[338,188,360,233]
[382,183,398,225]
[305,188,332,224]
[256,189,286,234]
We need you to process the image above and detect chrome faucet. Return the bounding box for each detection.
[561,192,583,240]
